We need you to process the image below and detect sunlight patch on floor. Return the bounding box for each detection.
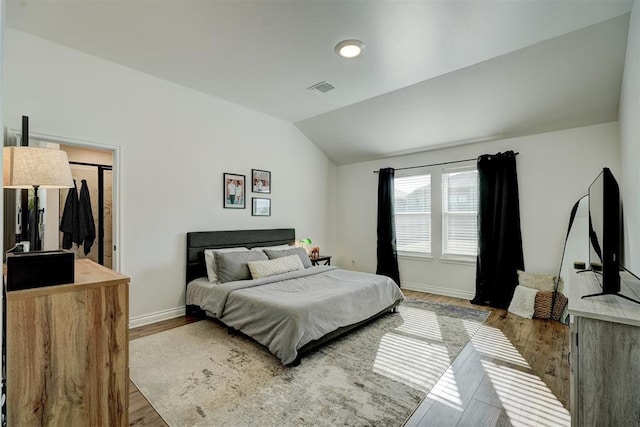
[372,332,451,391]
[422,366,464,411]
[395,307,443,341]
[481,360,570,427]
[407,322,570,426]
[470,325,530,368]
[462,318,486,336]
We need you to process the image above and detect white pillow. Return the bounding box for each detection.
[251,244,293,252]
[204,247,249,283]
[248,255,304,279]
[517,270,559,293]
[508,285,538,319]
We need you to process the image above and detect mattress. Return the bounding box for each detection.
[187,265,404,364]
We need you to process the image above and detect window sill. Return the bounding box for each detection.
[398,253,433,262]
[440,256,476,266]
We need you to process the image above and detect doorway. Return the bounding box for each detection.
[59,146,114,268]
[3,129,121,271]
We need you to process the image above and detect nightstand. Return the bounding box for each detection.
[310,255,332,266]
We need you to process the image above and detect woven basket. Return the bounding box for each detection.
[534,291,567,321]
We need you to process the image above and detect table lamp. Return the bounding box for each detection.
[299,238,312,254]
[3,146,74,251]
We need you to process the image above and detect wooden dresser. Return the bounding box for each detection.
[5,259,129,426]
[567,270,640,427]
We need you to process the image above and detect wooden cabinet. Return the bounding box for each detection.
[567,271,640,427]
[5,259,129,426]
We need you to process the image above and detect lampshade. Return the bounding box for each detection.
[3,146,74,189]
[299,238,312,245]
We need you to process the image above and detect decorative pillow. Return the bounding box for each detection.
[251,244,293,252]
[517,270,557,293]
[263,247,312,269]
[507,285,538,319]
[534,291,568,321]
[204,247,249,283]
[215,250,268,283]
[248,255,305,279]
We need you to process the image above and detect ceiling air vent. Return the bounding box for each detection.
[307,81,335,94]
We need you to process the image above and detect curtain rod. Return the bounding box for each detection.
[372,152,519,173]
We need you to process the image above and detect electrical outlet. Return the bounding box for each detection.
[351,259,356,266]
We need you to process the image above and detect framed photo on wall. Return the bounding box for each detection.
[252,198,271,216]
[252,169,271,193]
[223,173,246,209]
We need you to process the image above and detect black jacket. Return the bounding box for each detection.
[59,180,79,250]
[78,179,96,256]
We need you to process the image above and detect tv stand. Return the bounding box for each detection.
[568,271,640,426]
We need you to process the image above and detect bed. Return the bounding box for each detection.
[185,229,404,365]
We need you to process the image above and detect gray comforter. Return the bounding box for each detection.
[192,266,404,364]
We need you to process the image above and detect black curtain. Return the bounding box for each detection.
[472,151,524,308]
[376,168,401,287]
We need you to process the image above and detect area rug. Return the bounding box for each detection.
[129,298,489,426]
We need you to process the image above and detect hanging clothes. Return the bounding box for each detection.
[59,179,79,249]
[78,179,96,256]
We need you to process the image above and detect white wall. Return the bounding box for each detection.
[620,0,640,274]
[336,123,620,299]
[3,29,337,324]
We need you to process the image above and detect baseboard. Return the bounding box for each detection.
[401,281,475,301]
[130,306,186,329]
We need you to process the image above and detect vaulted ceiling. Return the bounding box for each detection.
[6,1,633,165]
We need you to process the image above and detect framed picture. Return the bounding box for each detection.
[252,198,271,216]
[223,173,246,209]
[252,169,271,193]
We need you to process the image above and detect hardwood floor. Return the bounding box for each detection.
[403,291,570,426]
[128,292,570,426]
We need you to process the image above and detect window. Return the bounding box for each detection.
[394,173,431,255]
[442,168,478,257]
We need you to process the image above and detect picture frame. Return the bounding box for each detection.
[252,198,271,216]
[223,173,246,209]
[252,169,271,193]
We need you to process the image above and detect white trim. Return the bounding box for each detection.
[8,129,122,272]
[439,256,476,265]
[129,306,186,329]
[395,166,432,178]
[440,162,476,173]
[398,253,433,262]
[401,280,475,300]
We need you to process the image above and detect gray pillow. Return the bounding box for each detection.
[263,247,312,269]
[215,250,268,283]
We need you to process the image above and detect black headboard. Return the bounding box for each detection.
[186,228,296,284]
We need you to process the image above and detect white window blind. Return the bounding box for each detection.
[442,168,478,257]
[394,173,431,255]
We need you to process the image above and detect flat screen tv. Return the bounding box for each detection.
[588,167,621,294]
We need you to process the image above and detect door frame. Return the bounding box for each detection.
[7,129,122,272]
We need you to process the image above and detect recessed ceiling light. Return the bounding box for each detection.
[334,39,366,59]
